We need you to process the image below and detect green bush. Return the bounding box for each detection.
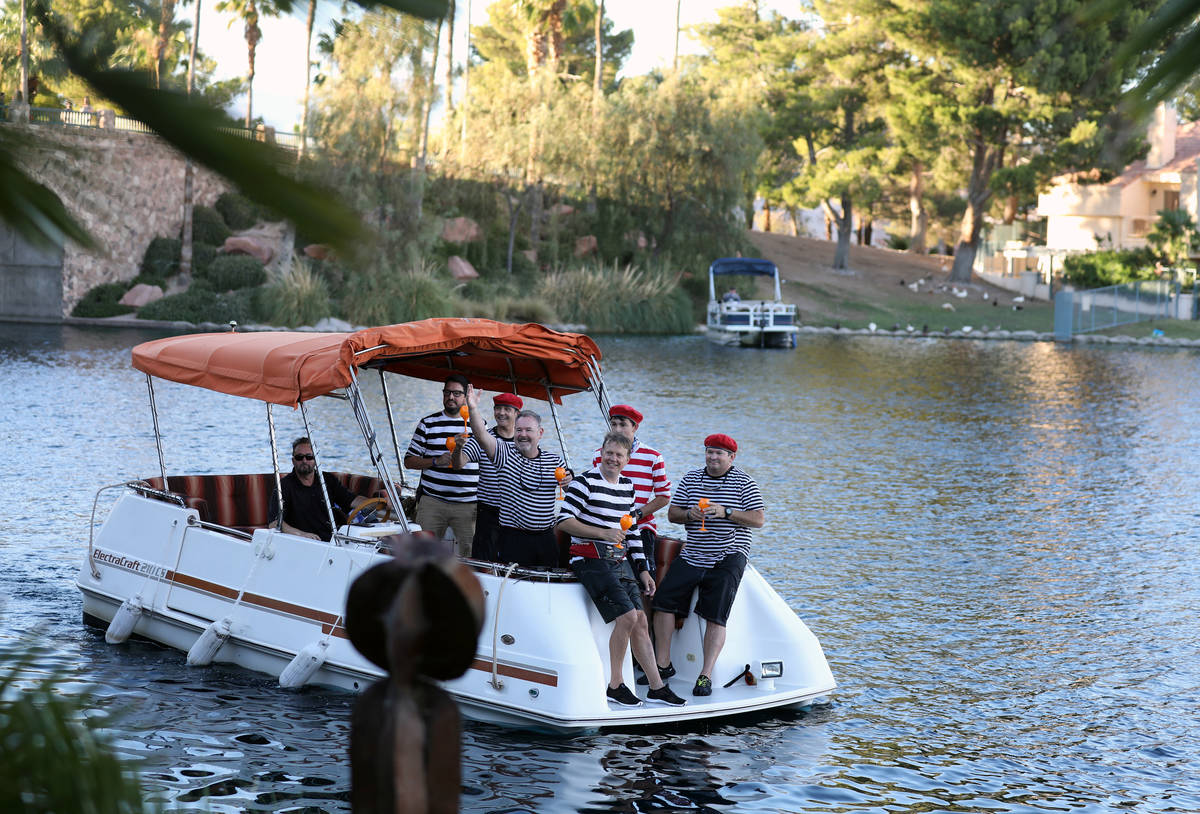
[341,260,457,326]
[538,262,693,334]
[258,259,333,326]
[192,205,232,246]
[191,241,219,276]
[200,254,267,291]
[71,282,134,318]
[138,288,256,324]
[215,191,260,231]
[1062,248,1158,288]
[141,236,180,280]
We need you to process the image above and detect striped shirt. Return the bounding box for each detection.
[461,427,513,508]
[406,410,479,503]
[484,440,565,531]
[591,438,671,531]
[558,467,645,567]
[671,465,764,568]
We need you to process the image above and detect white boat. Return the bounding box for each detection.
[705,257,800,348]
[77,318,834,731]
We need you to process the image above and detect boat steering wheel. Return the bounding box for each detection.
[350,497,394,524]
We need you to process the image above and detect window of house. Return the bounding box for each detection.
[1164,190,1181,210]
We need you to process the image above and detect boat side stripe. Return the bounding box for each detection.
[467,658,558,687]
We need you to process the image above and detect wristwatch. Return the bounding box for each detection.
[723,505,733,520]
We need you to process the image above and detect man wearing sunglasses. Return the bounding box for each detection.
[269,437,373,541]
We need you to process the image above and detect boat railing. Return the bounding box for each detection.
[127,480,188,508]
[462,557,578,582]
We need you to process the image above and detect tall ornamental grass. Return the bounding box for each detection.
[538,262,693,334]
[340,257,458,326]
[259,256,333,327]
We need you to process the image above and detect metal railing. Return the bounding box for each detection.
[12,105,306,151]
[1054,278,1192,340]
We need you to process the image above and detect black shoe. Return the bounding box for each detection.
[693,675,713,697]
[646,685,687,706]
[606,683,643,707]
[637,662,676,685]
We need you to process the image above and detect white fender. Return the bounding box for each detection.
[278,640,330,689]
[105,596,143,644]
[186,617,233,666]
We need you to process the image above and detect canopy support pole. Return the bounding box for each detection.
[377,369,408,491]
[347,369,408,531]
[299,400,341,544]
[544,384,571,471]
[145,374,169,492]
[266,403,284,530]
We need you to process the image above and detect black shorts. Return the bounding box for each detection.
[572,558,643,623]
[496,525,559,568]
[652,552,747,626]
[472,502,500,561]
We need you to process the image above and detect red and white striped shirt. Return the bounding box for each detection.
[591,438,671,532]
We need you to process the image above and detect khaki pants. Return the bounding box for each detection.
[416,495,476,557]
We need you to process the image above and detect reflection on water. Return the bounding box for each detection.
[3,323,1200,812]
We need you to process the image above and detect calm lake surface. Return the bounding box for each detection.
[2,322,1199,813]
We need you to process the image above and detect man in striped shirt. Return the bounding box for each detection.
[404,374,479,556]
[652,433,765,697]
[453,392,521,561]
[463,385,568,568]
[558,433,686,707]
[592,404,672,578]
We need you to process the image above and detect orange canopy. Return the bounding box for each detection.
[131,319,603,407]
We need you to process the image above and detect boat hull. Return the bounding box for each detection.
[79,490,835,731]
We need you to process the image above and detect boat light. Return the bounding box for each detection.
[759,660,784,679]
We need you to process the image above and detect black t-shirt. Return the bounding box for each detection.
[268,472,357,541]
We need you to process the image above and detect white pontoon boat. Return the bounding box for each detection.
[78,318,834,731]
[705,257,800,348]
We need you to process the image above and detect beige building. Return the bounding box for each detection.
[1037,105,1200,251]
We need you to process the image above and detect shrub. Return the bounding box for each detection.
[1062,248,1158,288]
[138,288,256,324]
[71,282,134,318]
[200,254,267,291]
[340,259,457,326]
[191,241,219,276]
[538,262,693,334]
[215,191,260,231]
[193,205,232,245]
[258,258,333,326]
[141,236,180,280]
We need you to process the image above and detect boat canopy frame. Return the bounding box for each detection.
[708,257,783,302]
[130,319,610,545]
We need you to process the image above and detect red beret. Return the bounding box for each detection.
[609,404,643,424]
[493,393,523,409]
[703,433,737,453]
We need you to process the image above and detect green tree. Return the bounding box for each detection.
[1147,207,1200,267]
[214,0,282,127]
[868,0,1160,281]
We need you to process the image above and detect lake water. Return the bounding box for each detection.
[2,322,1199,813]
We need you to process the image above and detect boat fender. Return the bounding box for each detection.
[278,640,330,689]
[105,596,144,644]
[186,617,233,666]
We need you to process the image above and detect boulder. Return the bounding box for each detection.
[549,203,575,217]
[441,217,483,244]
[521,249,538,264]
[574,235,598,257]
[447,255,479,281]
[304,244,334,261]
[119,283,164,307]
[222,221,291,268]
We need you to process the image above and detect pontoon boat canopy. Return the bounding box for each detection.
[708,258,778,277]
[131,318,603,407]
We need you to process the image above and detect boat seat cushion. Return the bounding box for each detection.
[144,472,401,534]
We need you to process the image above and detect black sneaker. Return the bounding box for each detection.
[646,685,687,706]
[692,675,713,697]
[606,683,643,707]
[636,662,676,685]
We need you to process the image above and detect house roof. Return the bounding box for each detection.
[1110,120,1200,187]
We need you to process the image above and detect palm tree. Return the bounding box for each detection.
[215,0,279,128]
[300,0,316,159]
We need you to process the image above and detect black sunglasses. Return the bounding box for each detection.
[293,453,315,461]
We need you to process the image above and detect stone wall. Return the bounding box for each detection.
[8,122,230,316]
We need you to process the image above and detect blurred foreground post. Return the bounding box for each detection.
[346,535,484,814]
